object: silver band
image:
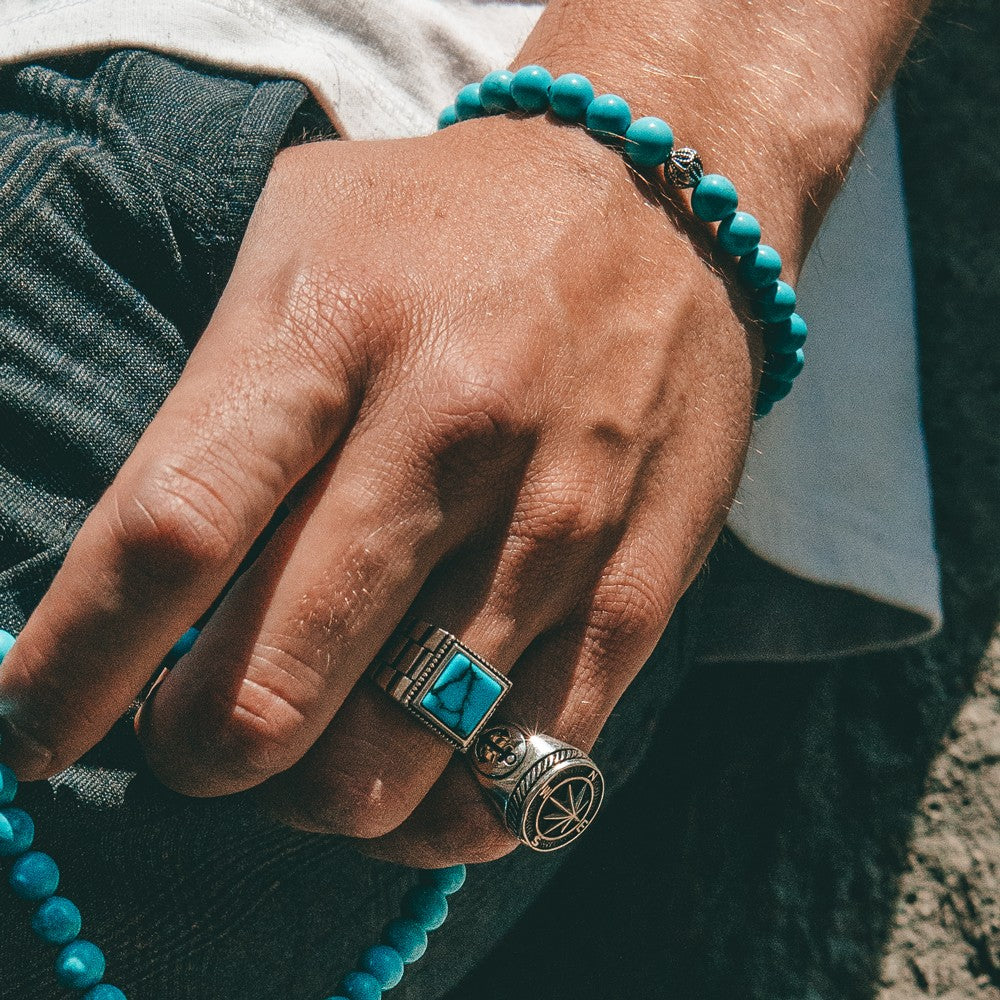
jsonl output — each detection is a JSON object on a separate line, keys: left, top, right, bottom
{"left": 370, "top": 620, "right": 511, "bottom": 751}
{"left": 468, "top": 721, "right": 605, "bottom": 852}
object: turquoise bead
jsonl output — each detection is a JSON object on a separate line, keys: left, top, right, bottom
{"left": 510, "top": 65, "right": 553, "bottom": 113}
{"left": 585, "top": 94, "right": 631, "bottom": 141}
{"left": 55, "top": 940, "right": 106, "bottom": 990}
{"left": 83, "top": 987, "right": 128, "bottom": 1000}
{"left": 549, "top": 73, "right": 595, "bottom": 121}
{"left": 402, "top": 885, "right": 448, "bottom": 931}
{"left": 32, "top": 896, "right": 82, "bottom": 945}
{"left": 0, "top": 806, "right": 35, "bottom": 855}
{"left": 623, "top": 116, "right": 673, "bottom": 167}
{"left": 10, "top": 850, "right": 59, "bottom": 900}
{"left": 766, "top": 349, "right": 805, "bottom": 381}
{"left": 717, "top": 211, "right": 761, "bottom": 256}
{"left": 479, "top": 70, "right": 516, "bottom": 113}
{"left": 691, "top": 174, "right": 738, "bottom": 222}
{"left": 437, "top": 105, "right": 458, "bottom": 129}
{"left": 758, "top": 374, "right": 795, "bottom": 402}
{"left": 0, "top": 761, "right": 18, "bottom": 804}
{"left": 171, "top": 627, "right": 200, "bottom": 658}
{"left": 754, "top": 396, "right": 775, "bottom": 418}
{"left": 339, "top": 970, "right": 382, "bottom": 1000}
{"left": 419, "top": 865, "right": 466, "bottom": 895}
{"left": 360, "top": 944, "right": 405, "bottom": 990}
{"left": 381, "top": 918, "right": 427, "bottom": 963}
{"left": 419, "top": 652, "right": 503, "bottom": 739}
{"left": 764, "top": 312, "right": 808, "bottom": 352}
{"left": 0, "top": 628, "right": 14, "bottom": 661}
{"left": 756, "top": 280, "right": 797, "bottom": 323}
{"left": 738, "top": 244, "right": 782, "bottom": 289}
{"left": 455, "top": 83, "right": 485, "bottom": 122}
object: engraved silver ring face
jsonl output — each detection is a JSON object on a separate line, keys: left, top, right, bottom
{"left": 469, "top": 722, "right": 605, "bottom": 852}
{"left": 516, "top": 757, "right": 604, "bottom": 851}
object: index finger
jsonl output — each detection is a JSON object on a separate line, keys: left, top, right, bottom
{"left": 0, "top": 281, "right": 360, "bottom": 780}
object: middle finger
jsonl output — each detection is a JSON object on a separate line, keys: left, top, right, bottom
{"left": 258, "top": 464, "right": 623, "bottom": 837}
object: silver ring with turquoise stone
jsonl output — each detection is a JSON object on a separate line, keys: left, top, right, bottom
{"left": 369, "top": 620, "right": 512, "bottom": 751}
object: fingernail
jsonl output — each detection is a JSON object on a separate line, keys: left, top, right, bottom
{"left": 0, "top": 713, "right": 54, "bottom": 777}
{"left": 133, "top": 667, "right": 170, "bottom": 740}
{"left": 0, "top": 632, "right": 52, "bottom": 776}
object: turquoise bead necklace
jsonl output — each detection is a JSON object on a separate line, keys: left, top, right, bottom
{"left": 440, "top": 66, "right": 809, "bottom": 418}
{"left": 0, "top": 629, "right": 464, "bottom": 1000}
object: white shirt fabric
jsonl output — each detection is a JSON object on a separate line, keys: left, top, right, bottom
{"left": 0, "top": 0, "right": 943, "bottom": 659}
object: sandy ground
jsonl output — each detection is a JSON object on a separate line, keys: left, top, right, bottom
{"left": 879, "top": 0, "right": 999, "bottom": 994}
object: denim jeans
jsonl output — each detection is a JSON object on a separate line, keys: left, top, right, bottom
{"left": 0, "top": 49, "right": 697, "bottom": 998}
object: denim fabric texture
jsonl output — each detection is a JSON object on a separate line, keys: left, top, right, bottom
{"left": 0, "top": 49, "right": 697, "bottom": 998}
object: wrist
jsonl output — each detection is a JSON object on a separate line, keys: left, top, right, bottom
{"left": 513, "top": 0, "right": 926, "bottom": 281}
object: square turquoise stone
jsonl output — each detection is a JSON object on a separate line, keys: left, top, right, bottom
{"left": 420, "top": 651, "right": 504, "bottom": 740}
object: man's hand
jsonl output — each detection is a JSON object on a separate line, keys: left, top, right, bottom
{"left": 0, "top": 114, "right": 757, "bottom": 864}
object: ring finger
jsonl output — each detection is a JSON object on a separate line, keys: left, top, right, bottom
{"left": 360, "top": 443, "right": 733, "bottom": 866}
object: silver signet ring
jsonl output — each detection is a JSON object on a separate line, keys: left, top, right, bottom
{"left": 467, "top": 721, "right": 605, "bottom": 852}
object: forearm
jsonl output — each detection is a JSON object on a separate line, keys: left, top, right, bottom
{"left": 516, "top": 0, "right": 932, "bottom": 277}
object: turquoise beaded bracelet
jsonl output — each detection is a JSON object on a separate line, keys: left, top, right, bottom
{"left": 438, "top": 66, "right": 808, "bottom": 418}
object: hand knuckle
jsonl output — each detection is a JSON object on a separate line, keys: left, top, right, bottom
{"left": 515, "top": 486, "right": 618, "bottom": 550}
{"left": 200, "top": 661, "right": 325, "bottom": 784}
{"left": 245, "top": 640, "right": 329, "bottom": 719}
{"left": 588, "top": 569, "right": 670, "bottom": 652}
{"left": 212, "top": 694, "right": 305, "bottom": 781}
{"left": 286, "top": 774, "right": 411, "bottom": 840}
{"left": 423, "top": 361, "right": 531, "bottom": 457}
{"left": 267, "top": 260, "right": 387, "bottom": 394}
{"left": 430, "top": 818, "right": 518, "bottom": 865}
{"left": 105, "top": 467, "right": 244, "bottom": 587}
{"left": 282, "top": 525, "right": 427, "bottom": 654}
